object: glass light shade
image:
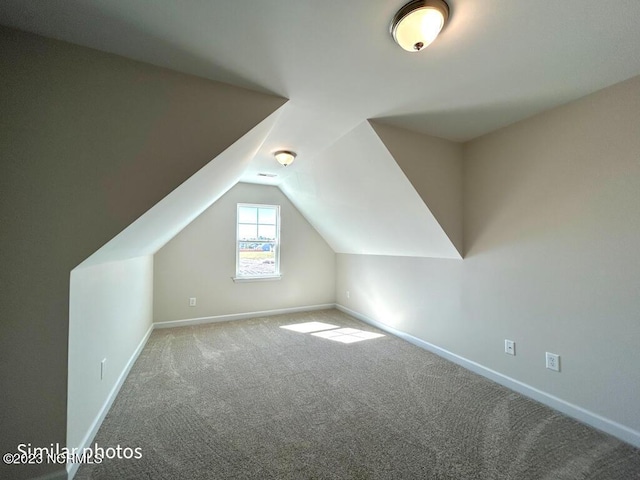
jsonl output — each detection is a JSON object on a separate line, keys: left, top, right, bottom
{"left": 274, "top": 150, "right": 296, "bottom": 167}
{"left": 391, "top": 0, "right": 449, "bottom": 52}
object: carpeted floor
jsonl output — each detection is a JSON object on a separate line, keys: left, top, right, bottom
{"left": 76, "top": 309, "right": 640, "bottom": 479}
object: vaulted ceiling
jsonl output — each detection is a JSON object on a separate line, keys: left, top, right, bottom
{"left": 3, "top": 1, "right": 640, "bottom": 264}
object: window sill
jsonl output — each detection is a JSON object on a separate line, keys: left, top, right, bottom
{"left": 232, "top": 275, "right": 282, "bottom": 283}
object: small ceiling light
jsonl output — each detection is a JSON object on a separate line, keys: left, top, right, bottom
{"left": 274, "top": 150, "right": 296, "bottom": 167}
{"left": 391, "top": 0, "right": 449, "bottom": 52}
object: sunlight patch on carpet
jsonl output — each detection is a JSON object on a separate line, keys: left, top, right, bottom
{"left": 280, "top": 323, "right": 384, "bottom": 344}
{"left": 311, "top": 327, "right": 385, "bottom": 344}
{"left": 280, "top": 322, "right": 338, "bottom": 333}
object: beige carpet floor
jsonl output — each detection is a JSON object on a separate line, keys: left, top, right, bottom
{"left": 76, "top": 309, "right": 640, "bottom": 479}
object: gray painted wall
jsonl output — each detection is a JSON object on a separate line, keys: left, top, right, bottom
{"left": 336, "top": 75, "right": 640, "bottom": 438}
{"left": 154, "top": 183, "right": 336, "bottom": 323}
{"left": 0, "top": 27, "right": 283, "bottom": 480}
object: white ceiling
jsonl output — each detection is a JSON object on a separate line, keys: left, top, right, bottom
{"left": 3, "top": 0, "right": 640, "bottom": 260}
{"left": 2, "top": 0, "right": 640, "bottom": 146}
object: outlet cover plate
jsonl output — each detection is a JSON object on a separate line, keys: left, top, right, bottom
{"left": 546, "top": 352, "right": 560, "bottom": 372}
{"left": 504, "top": 339, "right": 516, "bottom": 356}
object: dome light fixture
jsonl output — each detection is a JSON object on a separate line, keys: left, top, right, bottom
{"left": 274, "top": 150, "right": 296, "bottom": 167}
{"left": 390, "top": 0, "right": 449, "bottom": 52}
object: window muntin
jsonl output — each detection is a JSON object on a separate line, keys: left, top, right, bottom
{"left": 236, "top": 203, "right": 280, "bottom": 278}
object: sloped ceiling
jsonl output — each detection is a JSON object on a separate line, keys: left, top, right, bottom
{"left": 3, "top": 1, "right": 640, "bottom": 262}
{"left": 79, "top": 107, "right": 285, "bottom": 267}
{"left": 280, "top": 122, "right": 461, "bottom": 259}
{"left": 370, "top": 121, "right": 464, "bottom": 255}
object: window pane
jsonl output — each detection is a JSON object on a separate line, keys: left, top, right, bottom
{"left": 238, "top": 224, "right": 257, "bottom": 240}
{"left": 258, "top": 225, "right": 276, "bottom": 240}
{"left": 238, "top": 249, "right": 276, "bottom": 276}
{"left": 258, "top": 207, "right": 276, "bottom": 225}
{"left": 236, "top": 203, "right": 279, "bottom": 278}
{"left": 238, "top": 206, "right": 257, "bottom": 224}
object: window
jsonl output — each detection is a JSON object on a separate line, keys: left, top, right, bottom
{"left": 235, "top": 203, "right": 280, "bottom": 280}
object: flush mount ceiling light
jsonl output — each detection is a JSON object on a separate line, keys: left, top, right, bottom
{"left": 390, "top": 0, "right": 449, "bottom": 52}
{"left": 274, "top": 150, "right": 296, "bottom": 167}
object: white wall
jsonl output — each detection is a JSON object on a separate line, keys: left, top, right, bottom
{"left": 68, "top": 256, "right": 154, "bottom": 454}
{"left": 336, "top": 74, "right": 640, "bottom": 444}
{"left": 154, "top": 183, "right": 336, "bottom": 323}
{"left": 336, "top": 255, "right": 463, "bottom": 344}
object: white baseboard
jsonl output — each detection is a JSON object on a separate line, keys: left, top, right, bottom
{"left": 67, "top": 323, "right": 154, "bottom": 480}
{"left": 154, "top": 303, "right": 336, "bottom": 329}
{"left": 336, "top": 304, "right": 640, "bottom": 449}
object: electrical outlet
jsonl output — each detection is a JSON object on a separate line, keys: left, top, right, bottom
{"left": 100, "top": 358, "right": 107, "bottom": 380}
{"left": 546, "top": 352, "right": 560, "bottom": 372}
{"left": 504, "top": 339, "right": 515, "bottom": 356}
{"left": 189, "top": 297, "right": 196, "bottom": 307}
{"left": 346, "top": 291, "right": 350, "bottom": 299}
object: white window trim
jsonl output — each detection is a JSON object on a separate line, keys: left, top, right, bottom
{"left": 235, "top": 203, "right": 281, "bottom": 280}
{"left": 232, "top": 274, "right": 282, "bottom": 283}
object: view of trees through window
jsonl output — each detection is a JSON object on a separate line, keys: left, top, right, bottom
{"left": 236, "top": 204, "right": 280, "bottom": 277}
